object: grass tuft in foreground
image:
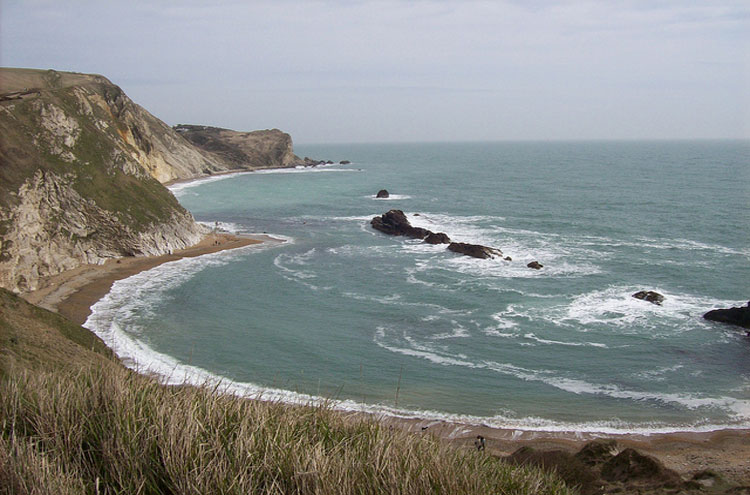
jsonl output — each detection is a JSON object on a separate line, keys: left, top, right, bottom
{"left": 0, "top": 364, "right": 574, "bottom": 495}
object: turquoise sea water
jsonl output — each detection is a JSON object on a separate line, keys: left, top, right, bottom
{"left": 87, "top": 141, "right": 750, "bottom": 433}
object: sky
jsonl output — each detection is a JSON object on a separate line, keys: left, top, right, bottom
{"left": 1, "top": 0, "right": 748, "bottom": 143}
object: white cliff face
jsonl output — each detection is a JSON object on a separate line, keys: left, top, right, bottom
{"left": 0, "top": 68, "right": 212, "bottom": 293}
{"left": 69, "top": 83, "right": 224, "bottom": 183}
{"left": 35, "top": 101, "right": 81, "bottom": 160}
{"left": 0, "top": 171, "right": 205, "bottom": 292}
{"left": 0, "top": 68, "right": 306, "bottom": 294}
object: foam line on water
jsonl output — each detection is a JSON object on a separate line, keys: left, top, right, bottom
{"left": 373, "top": 325, "right": 750, "bottom": 423}
{"left": 369, "top": 194, "right": 412, "bottom": 200}
{"left": 197, "top": 220, "right": 245, "bottom": 234}
{"left": 86, "top": 275, "right": 750, "bottom": 435}
{"left": 523, "top": 333, "right": 608, "bottom": 348}
{"left": 404, "top": 212, "right": 604, "bottom": 278}
{"left": 272, "top": 249, "right": 333, "bottom": 291}
{"left": 168, "top": 173, "right": 247, "bottom": 197}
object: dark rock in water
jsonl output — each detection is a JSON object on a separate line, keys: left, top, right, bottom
{"left": 506, "top": 447, "right": 601, "bottom": 495}
{"left": 601, "top": 448, "right": 682, "bottom": 487}
{"left": 504, "top": 256, "right": 512, "bottom": 261}
{"left": 527, "top": 261, "right": 543, "bottom": 269}
{"left": 448, "top": 242, "right": 503, "bottom": 259}
{"left": 575, "top": 440, "right": 618, "bottom": 467}
{"left": 424, "top": 232, "right": 451, "bottom": 245}
{"left": 376, "top": 189, "right": 390, "bottom": 198}
{"left": 370, "top": 210, "right": 430, "bottom": 239}
{"left": 326, "top": 160, "right": 334, "bottom": 164}
{"left": 703, "top": 301, "right": 750, "bottom": 329}
{"left": 632, "top": 290, "right": 665, "bottom": 305}
{"left": 339, "top": 160, "right": 351, "bottom": 164}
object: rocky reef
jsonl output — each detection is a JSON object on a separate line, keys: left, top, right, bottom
{"left": 447, "top": 242, "right": 503, "bottom": 260}
{"left": 370, "top": 210, "right": 510, "bottom": 261}
{"left": 704, "top": 302, "right": 750, "bottom": 330}
{"left": 370, "top": 210, "right": 432, "bottom": 239}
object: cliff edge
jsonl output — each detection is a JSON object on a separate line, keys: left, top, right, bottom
{"left": 0, "top": 68, "right": 214, "bottom": 292}
{"left": 174, "top": 124, "right": 306, "bottom": 171}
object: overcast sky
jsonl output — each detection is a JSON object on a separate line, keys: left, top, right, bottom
{"left": 2, "top": 1, "right": 748, "bottom": 143}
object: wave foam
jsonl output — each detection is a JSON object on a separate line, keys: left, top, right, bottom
{"left": 373, "top": 325, "right": 750, "bottom": 426}
{"left": 370, "top": 194, "right": 412, "bottom": 200}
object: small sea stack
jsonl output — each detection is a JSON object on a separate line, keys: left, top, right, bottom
{"left": 376, "top": 189, "right": 390, "bottom": 198}
{"left": 370, "top": 209, "right": 430, "bottom": 239}
{"left": 632, "top": 291, "right": 664, "bottom": 305}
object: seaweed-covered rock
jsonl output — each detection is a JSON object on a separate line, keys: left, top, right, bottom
{"left": 703, "top": 301, "right": 750, "bottom": 329}
{"left": 448, "top": 242, "right": 503, "bottom": 259}
{"left": 527, "top": 261, "right": 543, "bottom": 270}
{"left": 632, "top": 291, "right": 665, "bottom": 305}
{"left": 424, "top": 232, "right": 451, "bottom": 245}
{"left": 370, "top": 210, "right": 430, "bottom": 239}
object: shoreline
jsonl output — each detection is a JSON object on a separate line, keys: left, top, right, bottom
{"left": 23, "top": 232, "right": 276, "bottom": 326}
{"left": 21, "top": 232, "right": 750, "bottom": 484}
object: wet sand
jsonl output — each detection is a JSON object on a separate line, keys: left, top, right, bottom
{"left": 22, "top": 232, "right": 750, "bottom": 485}
{"left": 23, "top": 233, "right": 275, "bottom": 325}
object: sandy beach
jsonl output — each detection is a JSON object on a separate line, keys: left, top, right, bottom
{"left": 23, "top": 232, "right": 272, "bottom": 325}
{"left": 22, "top": 232, "right": 750, "bottom": 487}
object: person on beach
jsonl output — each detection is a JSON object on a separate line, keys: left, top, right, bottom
{"left": 474, "top": 435, "right": 485, "bottom": 451}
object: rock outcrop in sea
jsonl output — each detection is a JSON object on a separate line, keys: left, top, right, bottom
{"left": 370, "top": 210, "right": 508, "bottom": 260}
{"left": 703, "top": 301, "right": 750, "bottom": 329}
{"left": 424, "top": 232, "right": 451, "bottom": 245}
{"left": 370, "top": 210, "right": 431, "bottom": 239}
{"left": 448, "top": 242, "right": 503, "bottom": 259}
{"left": 376, "top": 189, "right": 390, "bottom": 198}
{"left": 632, "top": 291, "right": 665, "bottom": 305}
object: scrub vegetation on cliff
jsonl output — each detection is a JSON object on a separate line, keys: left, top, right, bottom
{"left": 0, "top": 289, "right": 573, "bottom": 495}
{"left": 0, "top": 68, "right": 212, "bottom": 291}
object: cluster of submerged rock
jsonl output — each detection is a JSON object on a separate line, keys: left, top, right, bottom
{"left": 302, "top": 158, "right": 351, "bottom": 166}
{"left": 371, "top": 208, "right": 748, "bottom": 333}
{"left": 370, "top": 209, "right": 543, "bottom": 268}
{"left": 629, "top": 290, "right": 750, "bottom": 332}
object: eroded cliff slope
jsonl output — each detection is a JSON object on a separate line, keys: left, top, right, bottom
{"left": 0, "top": 68, "right": 212, "bottom": 292}
{"left": 174, "top": 124, "right": 306, "bottom": 170}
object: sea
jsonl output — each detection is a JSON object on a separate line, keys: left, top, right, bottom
{"left": 85, "top": 140, "right": 750, "bottom": 434}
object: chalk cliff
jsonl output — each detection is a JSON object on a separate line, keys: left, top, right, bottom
{"left": 0, "top": 68, "right": 216, "bottom": 292}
